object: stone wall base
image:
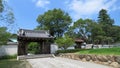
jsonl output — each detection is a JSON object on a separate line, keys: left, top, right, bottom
{"left": 58, "top": 53, "right": 120, "bottom": 68}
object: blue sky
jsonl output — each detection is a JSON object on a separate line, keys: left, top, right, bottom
{"left": 8, "top": 0, "right": 120, "bottom": 33}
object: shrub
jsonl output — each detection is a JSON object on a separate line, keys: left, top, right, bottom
{"left": 28, "top": 42, "right": 40, "bottom": 54}
{"left": 0, "top": 54, "right": 17, "bottom": 60}
{"left": 55, "top": 35, "right": 74, "bottom": 50}
{"left": 56, "top": 49, "right": 88, "bottom": 54}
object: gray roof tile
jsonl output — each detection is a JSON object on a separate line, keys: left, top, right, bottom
{"left": 18, "top": 29, "right": 53, "bottom": 38}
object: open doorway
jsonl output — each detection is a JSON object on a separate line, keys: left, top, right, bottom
{"left": 28, "top": 42, "right": 40, "bottom": 55}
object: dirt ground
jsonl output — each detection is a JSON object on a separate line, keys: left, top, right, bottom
{"left": 27, "top": 57, "right": 113, "bottom": 68}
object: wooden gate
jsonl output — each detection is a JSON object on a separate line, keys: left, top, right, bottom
{"left": 17, "top": 29, "right": 54, "bottom": 56}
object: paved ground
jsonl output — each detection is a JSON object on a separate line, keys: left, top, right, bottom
{"left": 27, "top": 57, "right": 112, "bottom": 68}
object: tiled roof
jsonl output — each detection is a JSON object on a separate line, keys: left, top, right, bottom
{"left": 75, "top": 38, "right": 84, "bottom": 43}
{"left": 9, "top": 38, "right": 18, "bottom": 42}
{"left": 18, "top": 29, "right": 53, "bottom": 38}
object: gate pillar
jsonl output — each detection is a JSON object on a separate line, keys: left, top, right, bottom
{"left": 18, "top": 41, "right": 28, "bottom": 55}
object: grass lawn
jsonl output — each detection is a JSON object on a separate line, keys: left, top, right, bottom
{"left": 76, "top": 47, "right": 120, "bottom": 55}
{"left": 0, "top": 59, "right": 32, "bottom": 68}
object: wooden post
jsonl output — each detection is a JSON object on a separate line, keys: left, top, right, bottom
{"left": 38, "top": 42, "right": 42, "bottom": 54}
{"left": 39, "top": 40, "right": 50, "bottom": 54}
{"left": 18, "top": 41, "right": 28, "bottom": 55}
{"left": 18, "top": 41, "right": 24, "bottom": 55}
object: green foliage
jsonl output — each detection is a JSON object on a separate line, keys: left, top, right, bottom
{"left": 35, "top": 8, "right": 120, "bottom": 45}
{"left": 98, "top": 9, "right": 114, "bottom": 26}
{"left": 0, "top": 0, "right": 4, "bottom": 12}
{"left": 65, "top": 9, "right": 120, "bottom": 44}
{"left": 109, "top": 25, "right": 120, "bottom": 42}
{"left": 0, "top": 59, "right": 32, "bottom": 68}
{"left": 0, "top": 27, "right": 11, "bottom": 45}
{"left": 90, "top": 23, "right": 104, "bottom": 44}
{"left": 0, "top": 54, "right": 17, "bottom": 60}
{"left": 55, "top": 35, "right": 74, "bottom": 50}
{"left": 56, "top": 49, "right": 88, "bottom": 54}
{"left": 65, "top": 26, "right": 78, "bottom": 38}
{"left": 76, "top": 47, "right": 120, "bottom": 55}
{"left": 28, "top": 42, "right": 40, "bottom": 54}
{"left": 97, "top": 9, "right": 119, "bottom": 43}
{"left": 66, "top": 18, "right": 96, "bottom": 43}
{"left": 73, "top": 19, "right": 95, "bottom": 41}
{"left": 10, "top": 34, "right": 17, "bottom": 38}
{"left": 66, "top": 9, "right": 120, "bottom": 44}
{"left": 36, "top": 8, "right": 72, "bottom": 38}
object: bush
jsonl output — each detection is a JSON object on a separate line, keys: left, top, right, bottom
{"left": 55, "top": 35, "right": 74, "bottom": 50}
{"left": 0, "top": 54, "right": 17, "bottom": 60}
{"left": 56, "top": 49, "right": 88, "bottom": 54}
{"left": 28, "top": 42, "right": 40, "bottom": 54}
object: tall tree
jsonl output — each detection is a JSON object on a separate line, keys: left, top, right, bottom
{"left": 98, "top": 9, "right": 114, "bottom": 26}
{"left": 0, "top": 0, "right": 14, "bottom": 45}
{"left": 65, "top": 26, "right": 79, "bottom": 39}
{"left": 97, "top": 9, "right": 115, "bottom": 44}
{"left": 91, "top": 23, "right": 106, "bottom": 44}
{"left": 36, "top": 8, "right": 72, "bottom": 38}
{"left": 72, "top": 19, "right": 94, "bottom": 42}
{"left": 98, "top": 9, "right": 114, "bottom": 37}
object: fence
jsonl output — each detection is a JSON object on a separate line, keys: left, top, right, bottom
{"left": 85, "top": 43, "right": 120, "bottom": 49}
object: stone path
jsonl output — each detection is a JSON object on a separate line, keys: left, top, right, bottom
{"left": 27, "top": 57, "right": 113, "bottom": 68}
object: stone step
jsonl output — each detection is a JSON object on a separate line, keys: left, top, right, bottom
{"left": 17, "top": 54, "right": 55, "bottom": 60}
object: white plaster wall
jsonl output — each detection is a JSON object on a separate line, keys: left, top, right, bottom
{"left": 67, "top": 46, "right": 75, "bottom": 49}
{"left": 50, "top": 44, "right": 58, "bottom": 54}
{"left": 0, "top": 45, "right": 17, "bottom": 56}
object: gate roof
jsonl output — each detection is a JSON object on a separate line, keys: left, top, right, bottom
{"left": 17, "top": 29, "right": 54, "bottom": 39}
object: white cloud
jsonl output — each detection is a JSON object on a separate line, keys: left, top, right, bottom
{"left": 66, "top": 0, "right": 118, "bottom": 20}
{"left": 33, "top": 0, "right": 50, "bottom": 8}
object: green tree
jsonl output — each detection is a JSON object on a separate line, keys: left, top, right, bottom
{"left": 10, "top": 34, "right": 17, "bottom": 38}
{"left": 55, "top": 35, "right": 74, "bottom": 50}
{"left": 72, "top": 19, "right": 94, "bottom": 42}
{"left": 0, "top": 27, "right": 11, "bottom": 45}
{"left": 0, "top": 0, "right": 4, "bottom": 12}
{"left": 65, "top": 26, "right": 78, "bottom": 38}
{"left": 110, "top": 25, "right": 120, "bottom": 42}
{"left": 98, "top": 9, "right": 114, "bottom": 36}
{"left": 90, "top": 23, "right": 105, "bottom": 44}
{"left": 36, "top": 8, "right": 72, "bottom": 38}
{"left": 97, "top": 9, "right": 115, "bottom": 44}
{"left": 98, "top": 9, "right": 114, "bottom": 26}
{"left": 0, "top": 0, "right": 14, "bottom": 45}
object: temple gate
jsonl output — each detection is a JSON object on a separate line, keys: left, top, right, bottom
{"left": 17, "top": 29, "right": 54, "bottom": 56}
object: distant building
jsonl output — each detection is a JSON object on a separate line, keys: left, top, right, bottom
{"left": 7, "top": 38, "right": 18, "bottom": 45}
{"left": 74, "top": 38, "right": 84, "bottom": 49}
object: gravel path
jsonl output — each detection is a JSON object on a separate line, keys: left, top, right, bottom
{"left": 27, "top": 57, "right": 112, "bottom": 68}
